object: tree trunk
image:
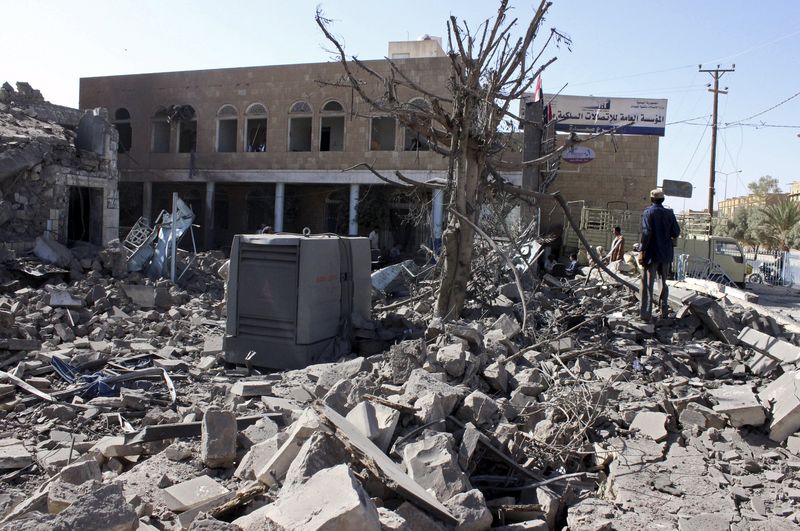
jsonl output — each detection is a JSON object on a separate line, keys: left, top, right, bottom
{"left": 436, "top": 135, "right": 480, "bottom": 319}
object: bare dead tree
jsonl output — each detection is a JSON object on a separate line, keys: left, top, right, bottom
{"left": 317, "top": 0, "right": 570, "bottom": 319}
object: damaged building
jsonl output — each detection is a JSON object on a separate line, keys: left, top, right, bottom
{"left": 0, "top": 82, "right": 120, "bottom": 252}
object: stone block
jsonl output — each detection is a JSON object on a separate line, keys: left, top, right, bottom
{"left": 234, "top": 464, "right": 381, "bottom": 531}
{"left": 281, "top": 431, "right": 350, "bottom": 493}
{"left": 162, "top": 475, "right": 230, "bottom": 512}
{"left": 59, "top": 458, "right": 101, "bottom": 485}
{"left": 403, "top": 369, "right": 463, "bottom": 414}
{"left": 709, "top": 385, "right": 766, "bottom": 428}
{"left": 0, "top": 438, "right": 33, "bottom": 469}
{"left": 52, "top": 484, "right": 135, "bottom": 530}
{"left": 234, "top": 432, "right": 288, "bottom": 480}
{"left": 230, "top": 380, "right": 272, "bottom": 397}
{"left": 201, "top": 408, "right": 237, "bottom": 468}
{"left": 491, "top": 314, "right": 521, "bottom": 339}
{"left": 757, "top": 370, "right": 800, "bottom": 442}
{"left": 48, "top": 479, "right": 102, "bottom": 513}
{"left": 437, "top": 343, "right": 467, "bottom": 377}
{"left": 403, "top": 432, "right": 471, "bottom": 502}
{"left": 256, "top": 409, "right": 323, "bottom": 486}
{"left": 445, "top": 489, "right": 493, "bottom": 531}
{"left": 630, "top": 411, "right": 668, "bottom": 442}
{"left": 456, "top": 390, "right": 501, "bottom": 428}
{"left": 345, "top": 400, "right": 400, "bottom": 453}
{"left": 738, "top": 326, "right": 800, "bottom": 363}
{"left": 315, "top": 356, "right": 368, "bottom": 394}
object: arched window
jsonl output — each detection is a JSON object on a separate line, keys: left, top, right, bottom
{"left": 320, "top": 100, "right": 344, "bottom": 152}
{"left": 404, "top": 98, "right": 431, "bottom": 151}
{"left": 151, "top": 106, "right": 170, "bottom": 153}
{"left": 114, "top": 108, "right": 132, "bottom": 153}
{"left": 216, "top": 104, "right": 238, "bottom": 152}
{"left": 288, "top": 101, "right": 312, "bottom": 152}
{"left": 176, "top": 105, "right": 197, "bottom": 153}
{"left": 245, "top": 103, "right": 268, "bottom": 152}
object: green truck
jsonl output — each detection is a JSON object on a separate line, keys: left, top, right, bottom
{"left": 563, "top": 206, "right": 746, "bottom": 285}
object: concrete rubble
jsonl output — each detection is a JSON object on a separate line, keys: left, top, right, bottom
{"left": 0, "top": 203, "right": 800, "bottom": 529}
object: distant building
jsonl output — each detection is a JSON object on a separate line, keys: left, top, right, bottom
{"left": 789, "top": 181, "right": 800, "bottom": 203}
{"left": 718, "top": 192, "right": 789, "bottom": 219}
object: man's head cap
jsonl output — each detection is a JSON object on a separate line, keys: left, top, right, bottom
{"left": 650, "top": 188, "right": 665, "bottom": 200}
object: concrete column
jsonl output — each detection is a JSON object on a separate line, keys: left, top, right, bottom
{"left": 348, "top": 184, "right": 360, "bottom": 236}
{"left": 274, "top": 182, "right": 285, "bottom": 232}
{"left": 432, "top": 188, "right": 444, "bottom": 254}
{"left": 142, "top": 181, "right": 153, "bottom": 225}
{"left": 204, "top": 181, "right": 215, "bottom": 249}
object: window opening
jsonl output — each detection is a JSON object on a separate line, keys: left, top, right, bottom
{"left": 245, "top": 103, "right": 268, "bottom": 152}
{"left": 370, "top": 117, "right": 396, "bottom": 151}
{"left": 114, "top": 108, "right": 132, "bottom": 153}
{"left": 216, "top": 105, "right": 238, "bottom": 152}
{"left": 404, "top": 99, "right": 431, "bottom": 151}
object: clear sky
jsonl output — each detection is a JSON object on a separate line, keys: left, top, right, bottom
{"left": 5, "top": 0, "right": 799, "bottom": 212}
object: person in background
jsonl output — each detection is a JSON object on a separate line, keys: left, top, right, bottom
{"left": 260, "top": 225, "right": 274, "bottom": 234}
{"left": 566, "top": 253, "right": 579, "bottom": 276}
{"left": 544, "top": 254, "right": 556, "bottom": 273}
{"left": 609, "top": 226, "right": 625, "bottom": 262}
{"left": 639, "top": 189, "right": 680, "bottom": 321}
{"left": 368, "top": 227, "right": 380, "bottom": 250}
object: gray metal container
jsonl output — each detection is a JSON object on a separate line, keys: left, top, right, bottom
{"left": 224, "top": 233, "right": 370, "bottom": 369}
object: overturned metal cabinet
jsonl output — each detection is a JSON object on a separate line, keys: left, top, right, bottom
{"left": 224, "top": 233, "right": 371, "bottom": 369}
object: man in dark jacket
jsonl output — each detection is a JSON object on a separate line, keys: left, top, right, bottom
{"left": 639, "top": 188, "right": 680, "bottom": 321}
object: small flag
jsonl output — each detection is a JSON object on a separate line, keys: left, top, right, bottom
{"left": 533, "top": 74, "right": 542, "bottom": 102}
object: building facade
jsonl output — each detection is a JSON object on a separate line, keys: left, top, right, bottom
{"left": 79, "top": 40, "right": 662, "bottom": 254}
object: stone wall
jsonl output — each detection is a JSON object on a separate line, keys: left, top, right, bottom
{"left": 0, "top": 82, "right": 120, "bottom": 252}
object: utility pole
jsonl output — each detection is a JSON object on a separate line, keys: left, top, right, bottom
{"left": 699, "top": 64, "right": 734, "bottom": 218}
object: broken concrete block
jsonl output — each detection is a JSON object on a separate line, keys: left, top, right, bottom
{"left": 53, "top": 483, "right": 138, "bottom": 531}
{"left": 437, "top": 343, "right": 467, "bottom": 377}
{"left": 59, "top": 458, "right": 101, "bottom": 485}
{"left": 201, "top": 408, "right": 236, "bottom": 468}
{"left": 757, "top": 370, "right": 800, "bottom": 442}
{"left": 445, "top": 489, "right": 493, "bottom": 531}
{"left": 738, "top": 326, "right": 800, "bottom": 364}
{"left": 404, "top": 369, "right": 462, "bottom": 414}
{"left": 510, "top": 368, "right": 547, "bottom": 396}
{"left": 230, "top": 380, "right": 272, "bottom": 397}
{"left": 235, "top": 464, "right": 381, "bottom": 531}
{"left": 787, "top": 435, "right": 800, "bottom": 456}
{"left": 315, "top": 356, "right": 368, "bottom": 394}
{"left": 49, "top": 290, "right": 83, "bottom": 309}
{"left": 709, "top": 385, "right": 766, "bottom": 428}
{"left": 345, "top": 400, "right": 400, "bottom": 453}
{"left": 256, "top": 409, "right": 324, "bottom": 486}
{"left": 281, "top": 431, "right": 350, "bottom": 493}
{"left": 162, "top": 475, "right": 230, "bottom": 512}
{"left": 48, "top": 479, "right": 102, "bottom": 513}
{"left": 491, "top": 314, "right": 520, "bottom": 339}
{"left": 377, "top": 507, "right": 411, "bottom": 530}
{"left": 482, "top": 361, "right": 508, "bottom": 393}
{"left": 403, "top": 432, "right": 471, "bottom": 501}
{"left": 456, "top": 390, "right": 501, "bottom": 428}
{"left": 33, "top": 235, "right": 73, "bottom": 268}
{"left": 234, "top": 432, "right": 288, "bottom": 480}
{"left": 0, "top": 438, "right": 33, "bottom": 469}
{"left": 678, "top": 402, "right": 725, "bottom": 430}
{"left": 120, "top": 284, "right": 157, "bottom": 308}
{"left": 677, "top": 512, "right": 732, "bottom": 531}
{"left": 164, "top": 442, "right": 193, "bottom": 462}
{"left": 630, "top": 412, "right": 668, "bottom": 442}
{"left": 395, "top": 501, "right": 447, "bottom": 531}
{"left": 239, "top": 416, "right": 280, "bottom": 448}
{"left": 415, "top": 393, "right": 447, "bottom": 424}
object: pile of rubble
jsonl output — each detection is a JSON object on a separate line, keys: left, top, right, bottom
{"left": 1, "top": 243, "right": 800, "bottom": 530}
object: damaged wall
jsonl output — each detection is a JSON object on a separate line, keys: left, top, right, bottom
{"left": 0, "top": 82, "right": 120, "bottom": 251}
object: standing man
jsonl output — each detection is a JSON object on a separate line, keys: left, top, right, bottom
{"left": 368, "top": 227, "right": 380, "bottom": 251}
{"left": 639, "top": 189, "right": 680, "bottom": 321}
{"left": 609, "top": 226, "right": 625, "bottom": 262}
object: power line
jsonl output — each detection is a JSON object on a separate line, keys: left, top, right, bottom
{"left": 724, "top": 89, "right": 800, "bottom": 126}
{"left": 679, "top": 115, "right": 711, "bottom": 180}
